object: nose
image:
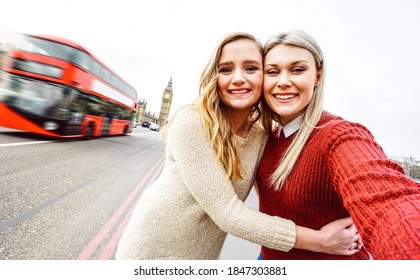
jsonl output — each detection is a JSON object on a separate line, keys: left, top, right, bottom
{"left": 277, "top": 72, "right": 291, "bottom": 87}
{"left": 232, "top": 69, "right": 246, "bottom": 84}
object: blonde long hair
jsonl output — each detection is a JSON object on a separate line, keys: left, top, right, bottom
{"left": 165, "top": 32, "right": 263, "bottom": 180}
{"left": 260, "top": 30, "right": 325, "bottom": 189}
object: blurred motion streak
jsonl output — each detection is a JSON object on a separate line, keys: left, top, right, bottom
{"left": 0, "top": 33, "right": 138, "bottom": 139}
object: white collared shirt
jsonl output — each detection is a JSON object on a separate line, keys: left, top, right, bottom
{"left": 277, "top": 114, "right": 304, "bottom": 138}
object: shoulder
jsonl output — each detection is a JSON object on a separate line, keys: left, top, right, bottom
{"left": 317, "top": 111, "right": 373, "bottom": 137}
{"left": 172, "top": 106, "right": 201, "bottom": 127}
{"left": 317, "top": 112, "right": 378, "bottom": 152}
{"left": 168, "top": 106, "right": 203, "bottom": 135}
{"left": 165, "top": 106, "right": 209, "bottom": 149}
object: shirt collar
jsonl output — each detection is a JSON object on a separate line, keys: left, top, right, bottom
{"left": 277, "top": 114, "right": 304, "bottom": 138}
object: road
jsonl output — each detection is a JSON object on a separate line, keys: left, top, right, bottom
{"left": 0, "top": 126, "right": 259, "bottom": 260}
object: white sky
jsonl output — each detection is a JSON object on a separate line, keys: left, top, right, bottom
{"left": 1, "top": 0, "right": 419, "bottom": 159}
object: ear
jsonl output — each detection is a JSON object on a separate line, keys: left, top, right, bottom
{"left": 315, "top": 69, "right": 323, "bottom": 86}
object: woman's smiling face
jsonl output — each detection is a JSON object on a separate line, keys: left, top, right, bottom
{"left": 264, "top": 44, "right": 320, "bottom": 125}
{"left": 217, "top": 39, "right": 263, "bottom": 114}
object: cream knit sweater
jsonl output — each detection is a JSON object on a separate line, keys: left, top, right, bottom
{"left": 116, "top": 108, "right": 296, "bottom": 260}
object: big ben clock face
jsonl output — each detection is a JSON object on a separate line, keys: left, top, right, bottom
{"left": 164, "top": 93, "right": 170, "bottom": 99}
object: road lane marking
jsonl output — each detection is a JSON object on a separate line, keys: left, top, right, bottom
{"left": 0, "top": 141, "right": 52, "bottom": 148}
{"left": 151, "top": 142, "right": 162, "bottom": 149}
{"left": 77, "top": 155, "right": 165, "bottom": 260}
{"left": 97, "top": 158, "right": 165, "bottom": 260}
{"left": 129, "top": 131, "right": 153, "bottom": 136}
{"left": 0, "top": 178, "right": 95, "bottom": 233}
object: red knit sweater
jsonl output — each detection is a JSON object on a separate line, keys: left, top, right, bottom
{"left": 257, "top": 112, "right": 420, "bottom": 260}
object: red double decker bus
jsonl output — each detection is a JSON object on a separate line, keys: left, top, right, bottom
{"left": 0, "top": 33, "right": 138, "bottom": 138}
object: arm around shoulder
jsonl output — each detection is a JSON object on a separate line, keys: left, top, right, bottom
{"left": 168, "top": 109, "right": 297, "bottom": 252}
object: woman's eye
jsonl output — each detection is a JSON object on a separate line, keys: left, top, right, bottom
{"left": 219, "top": 67, "right": 231, "bottom": 73}
{"left": 292, "top": 67, "right": 305, "bottom": 73}
{"left": 246, "top": 65, "right": 258, "bottom": 72}
{"left": 265, "top": 69, "right": 279, "bottom": 75}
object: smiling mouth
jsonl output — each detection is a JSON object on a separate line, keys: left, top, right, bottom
{"left": 229, "top": 89, "right": 250, "bottom": 94}
{"left": 274, "top": 94, "right": 297, "bottom": 100}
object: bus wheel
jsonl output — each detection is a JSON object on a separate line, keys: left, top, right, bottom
{"left": 84, "top": 123, "right": 94, "bottom": 140}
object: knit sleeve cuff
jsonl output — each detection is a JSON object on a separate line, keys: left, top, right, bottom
{"left": 275, "top": 219, "right": 297, "bottom": 252}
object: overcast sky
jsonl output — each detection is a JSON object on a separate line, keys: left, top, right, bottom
{"left": 1, "top": 0, "right": 419, "bottom": 159}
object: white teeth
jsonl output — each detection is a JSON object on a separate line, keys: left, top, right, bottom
{"left": 274, "top": 94, "right": 296, "bottom": 100}
{"left": 230, "top": 90, "right": 248, "bottom": 94}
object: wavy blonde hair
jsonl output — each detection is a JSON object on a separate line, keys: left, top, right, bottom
{"left": 260, "top": 30, "right": 325, "bottom": 189}
{"left": 164, "top": 32, "right": 263, "bottom": 180}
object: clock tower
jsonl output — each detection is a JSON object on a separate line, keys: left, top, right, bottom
{"left": 158, "top": 76, "right": 173, "bottom": 126}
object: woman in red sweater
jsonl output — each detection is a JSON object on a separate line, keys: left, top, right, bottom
{"left": 257, "top": 30, "right": 420, "bottom": 260}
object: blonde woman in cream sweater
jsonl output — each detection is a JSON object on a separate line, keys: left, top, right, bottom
{"left": 116, "top": 32, "right": 361, "bottom": 260}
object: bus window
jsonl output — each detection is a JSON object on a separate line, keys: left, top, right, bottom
{"left": 6, "top": 76, "right": 66, "bottom": 118}
{"left": 73, "top": 51, "right": 92, "bottom": 71}
{"left": 17, "top": 35, "right": 75, "bottom": 61}
{"left": 43, "top": 84, "right": 70, "bottom": 120}
{"left": 67, "top": 90, "right": 86, "bottom": 124}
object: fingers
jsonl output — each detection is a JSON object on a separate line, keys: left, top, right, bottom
{"left": 352, "top": 233, "right": 363, "bottom": 249}
{"left": 341, "top": 241, "right": 360, "bottom": 256}
{"left": 351, "top": 233, "right": 361, "bottom": 243}
{"left": 346, "top": 224, "right": 358, "bottom": 235}
{"left": 355, "top": 234, "right": 363, "bottom": 250}
{"left": 351, "top": 233, "right": 363, "bottom": 250}
{"left": 342, "top": 245, "right": 359, "bottom": 256}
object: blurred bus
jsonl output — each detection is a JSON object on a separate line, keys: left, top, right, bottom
{"left": 0, "top": 33, "right": 137, "bottom": 138}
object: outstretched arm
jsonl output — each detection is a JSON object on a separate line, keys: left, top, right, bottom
{"left": 328, "top": 122, "right": 420, "bottom": 259}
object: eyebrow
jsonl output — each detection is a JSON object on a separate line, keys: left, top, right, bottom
{"left": 265, "top": 60, "right": 309, "bottom": 67}
{"left": 218, "top": 59, "right": 261, "bottom": 67}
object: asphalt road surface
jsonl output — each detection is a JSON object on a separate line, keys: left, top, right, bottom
{"left": 0, "top": 126, "right": 259, "bottom": 260}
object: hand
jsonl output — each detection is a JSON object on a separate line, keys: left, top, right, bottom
{"left": 318, "top": 216, "right": 362, "bottom": 256}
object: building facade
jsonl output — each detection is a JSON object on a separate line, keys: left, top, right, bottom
{"left": 136, "top": 99, "right": 158, "bottom": 124}
{"left": 135, "top": 77, "right": 173, "bottom": 126}
{"left": 158, "top": 76, "right": 173, "bottom": 126}
{"left": 389, "top": 155, "right": 420, "bottom": 180}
